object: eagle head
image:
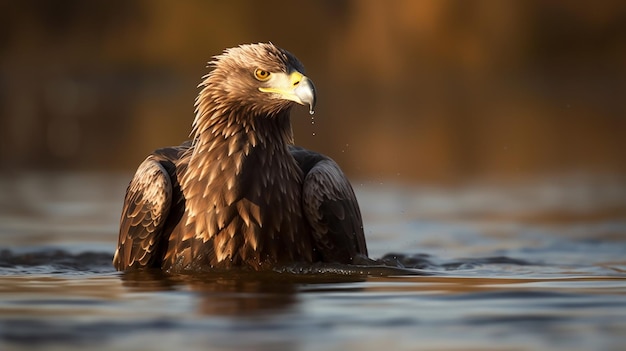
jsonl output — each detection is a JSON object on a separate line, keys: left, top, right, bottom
{"left": 199, "top": 42, "right": 316, "bottom": 117}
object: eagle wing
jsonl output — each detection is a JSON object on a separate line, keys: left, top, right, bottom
{"left": 292, "top": 147, "right": 368, "bottom": 263}
{"left": 113, "top": 157, "right": 173, "bottom": 270}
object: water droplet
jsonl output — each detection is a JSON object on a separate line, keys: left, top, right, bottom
{"left": 310, "top": 115, "right": 316, "bottom": 136}
{"left": 309, "top": 109, "right": 315, "bottom": 115}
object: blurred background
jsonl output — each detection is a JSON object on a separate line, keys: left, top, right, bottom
{"left": 1, "top": 0, "right": 625, "bottom": 184}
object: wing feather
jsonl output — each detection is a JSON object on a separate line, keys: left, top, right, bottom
{"left": 113, "top": 158, "right": 173, "bottom": 270}
{"left": 293, "top": 147, "right": 368, "bottom": 263}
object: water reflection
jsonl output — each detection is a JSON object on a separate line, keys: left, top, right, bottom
{"left": 119, "top": 267, "right": 369, "bottom": 317}
{"left": 1, "top": 252, "right": 625, "bottom": 351}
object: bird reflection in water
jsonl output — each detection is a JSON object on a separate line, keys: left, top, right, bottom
{"left": 118, "top": 266, "right": 370, "bottom": 316}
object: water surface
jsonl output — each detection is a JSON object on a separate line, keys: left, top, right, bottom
{"left": 1, "top": 173, "right": 625, "bottom": 351}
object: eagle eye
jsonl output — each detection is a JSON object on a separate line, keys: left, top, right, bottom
{"left": 254, "top": 69, "right": 271, "bottom": 81}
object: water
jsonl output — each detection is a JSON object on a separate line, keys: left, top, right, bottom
{"left": 1, "top": 173, "right": 625, "bottom": 351}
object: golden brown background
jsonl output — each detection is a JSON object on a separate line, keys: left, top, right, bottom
{"left": 1, "top": 0, "right": 625, "bottom": 184}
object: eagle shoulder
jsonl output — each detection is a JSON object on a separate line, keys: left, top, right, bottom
{"left": 113, "top": 156, "right": 173, "bottom": 270}
{"left": 290, "top": 146, "right": 368, "bottom": 263}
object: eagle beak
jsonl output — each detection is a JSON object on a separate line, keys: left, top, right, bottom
{"left": 293, "top": 74, "right": 316, "bottom": 114}
{"left": 259, "top": 71, "right": 317, "bottom": 114}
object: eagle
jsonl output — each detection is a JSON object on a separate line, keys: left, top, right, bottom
{"left": 113, "top": 43, "right": 368, "bottom": 272}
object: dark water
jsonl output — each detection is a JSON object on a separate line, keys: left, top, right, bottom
{"left": 1, "top": 173, "right": 625, "bottom": 351}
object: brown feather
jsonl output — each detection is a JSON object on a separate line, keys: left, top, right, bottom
{"left": 114, "top": 43, "right": 368, "bottom": 272}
